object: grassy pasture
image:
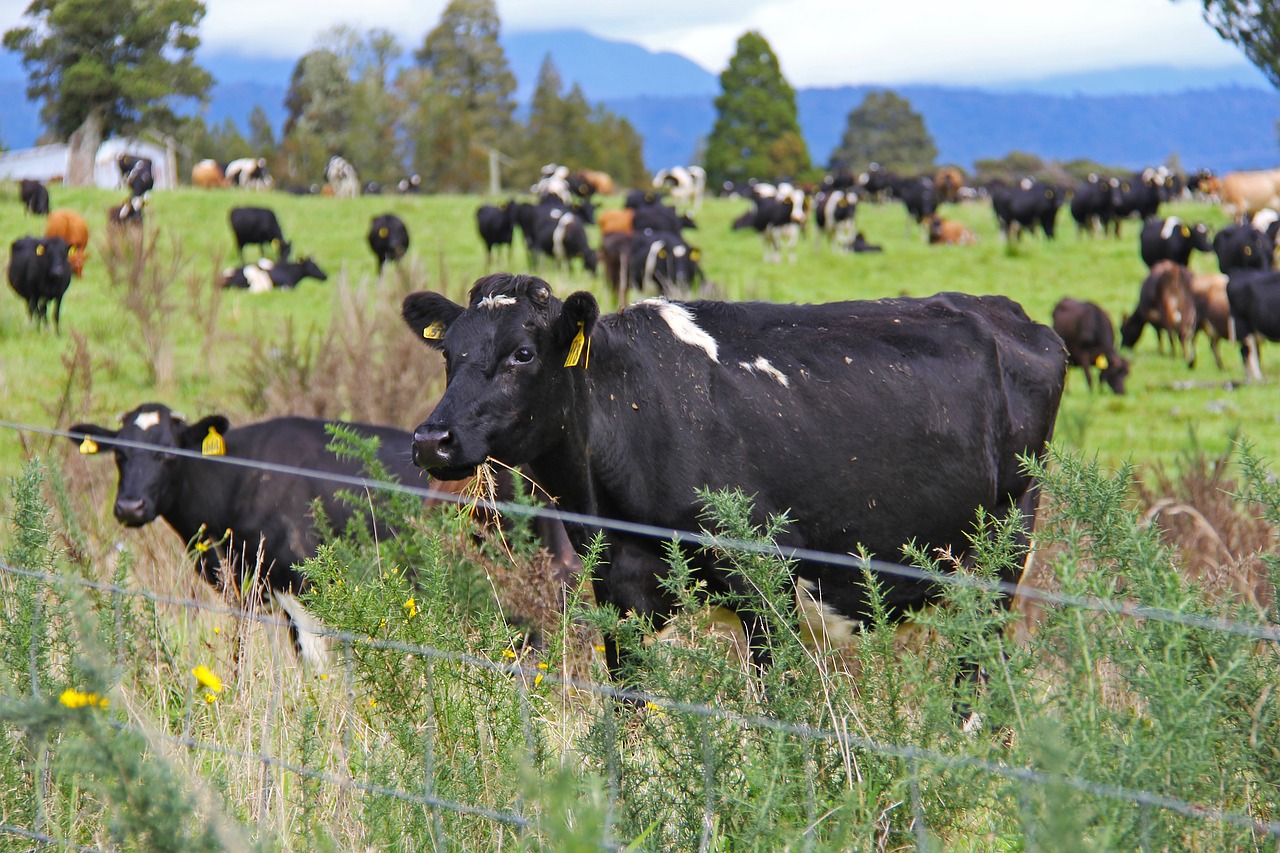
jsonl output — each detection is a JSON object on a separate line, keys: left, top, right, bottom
{"left": 0, "top": 183, "right": 1271, "bottom": 488}
{"left": 0, "top": 184, "right": 1278, "bottom": 849}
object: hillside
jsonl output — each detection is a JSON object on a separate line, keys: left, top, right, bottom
{"left": 2, "top": 30, "right": 1277, "bottom": 174}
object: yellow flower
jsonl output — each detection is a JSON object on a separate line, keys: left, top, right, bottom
{"left": 192, "top": 665, "right": 223, "bottom": 694}
{"left": 502, "top": 649, "right": 517, "bottom": 660}
{"left": 368, "top": 697, "right": 377, "bottom": 708}
{"left": 403, "top": 597, "right": 419, "bottom": 618}
{"left": 204, "top": 692, "right": 218, "bottom": 704}
{"left": 194, "top": 540, "right": 211, "bottom": 553}
{"left": 645, "top": 701, "right": 666, "bottom": 717}
{"left": 534, "top": 674, "right": 544, "bottom": 687}
{"left": 59, "top": 688, "right": 109, "bottom": 710}
{"left": 594, "top": 645, "right": 606, "bottom": 654}
{"left": 537, "top": 662, "right": 548, "bottom": 670}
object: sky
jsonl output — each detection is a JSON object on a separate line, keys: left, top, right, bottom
{"left": 0, "top": 0, "right": 1255, "bottom": 87}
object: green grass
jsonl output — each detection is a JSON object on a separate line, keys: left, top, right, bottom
{"left": 1, "top": 183, "right": 1266, "bottom": 488}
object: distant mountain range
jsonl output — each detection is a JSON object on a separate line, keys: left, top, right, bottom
{"left": 2, "top": 28, "right": 1277, "bottom": 175}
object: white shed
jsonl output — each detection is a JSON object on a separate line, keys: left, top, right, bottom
{"left": 0, "top": 135, "right": 177, "bottom": 189}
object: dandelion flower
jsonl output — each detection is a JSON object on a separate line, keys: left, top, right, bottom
{"left": 502, "top": 649, "right": 517, "bottom": 660}
{"left": 192, "top": 665, "right": 223, "bottom": 694}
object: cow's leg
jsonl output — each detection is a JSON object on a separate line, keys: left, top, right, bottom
{"left": 596, "top": 537, "right": 679, "bottom": 686}
{"left": 1245, "top": 334, "right": 1264, "bottom": 381}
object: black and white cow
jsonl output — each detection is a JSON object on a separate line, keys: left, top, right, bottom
{"left": 652, "top": 165, "right": 707, "bottom": 213}
{"left": 1052, "top": 298, "right": 1130, "bottom": 393}
{"left": 402, "top": 274, "right": 1067, "bottom": 683}
{"left": 224, "top": 157, "right": 272, "bottom": 190}
{"left": 740, "top": 195, "right": 799, "bottom": 263}
{"left": 813, "top": 189, "right": 857, "bottom": 249}
{"left": 220, "top": 257, "right": 327, "bottom": 292}
{"left": 122, "top": 157, "right": 154, "bottom": 198}
{"left": 8, "top": 235, "right": 72, "bottom": 330}
{"left": 531, "top": 210, "right": 597, "bottom": 274}
{"left": 19, "top": 179, "right": 49, "bottom": 216}
{"left": 624, "top": 231, "right": 704, "bottom": 299}
{"left": 1110, "top": 172, "right": 1162, "bottom": 236}
{"left": 1226, "top": 269, "right": 1280, "bottom": 380}
{"left": 397, "top": 173, "right": 423, "bottom": 194}
{"left": 368, "top": 213, "right": 410, "bottom": 273}
{"left": 1139, "top": 216, "right": 1213, "bottom": 268}
{"left": 631, "top": 201, "right": 696, "bottom": 235}
{"left": 229, "top": 207, "right": 291, "bottom": 263}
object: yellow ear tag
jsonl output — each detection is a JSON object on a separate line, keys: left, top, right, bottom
{"left": 202, "top": 427, "right": 226, "bottom": 456}
{"left": 379, "top": 227, "right": 388, "bottom": 238}
{"left": 1094, "top": 354, "right": 1109, "bottom": 370}
{"left": 1180, "top": 225, "right": 1190, "bottom": 238}
{"left": 658, "top": 248, "right": 668, "bottom": 258}
{"left": 79, "top": 437, "right": 98, "bottom": 455}
{"left": 36, "top": 244, "right": 45, "bottom": 256}
{"left": 564, "top": 322, "right": 590, "bottom": 368}
{"left": 68, "top": 245, "right": 77, "bottom": 256}
{"left": 690, "top": 249, "right": 701, "bottom": 262}
{"left": 423, "top": 321, "right": 446, "bottom": 340}
{"left": 1245, "top": 246, "right": 1253, "bottom": 256}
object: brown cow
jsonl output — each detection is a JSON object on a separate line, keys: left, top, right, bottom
{"left": 926, "top": 214, "right": 977, "bottom": 246}
{"left": 45, "top": 208, "right": 89, "bottom": 277}
{"left": 1119, "top": 260, "right": 1199, "bottom": 366}
{"left": 1052, "top": 298, "right": 1130, "bottom": 393}
{"left": 191, "top": 159, "right": 228, "bottom": 188}
{"left": 1188, "top": 271, "right": 1233, "bottom": 370}
{"left": 1217, "top": 168, "right": 1280, "bottom": 223}
{"left": 934, "top": 166, "right": 964, "bottom": 204}
{"left": 597, "top": 208, "right": 635, "bottom": 236}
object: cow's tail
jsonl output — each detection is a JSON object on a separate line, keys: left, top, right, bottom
{"left": 276, "top": 590, "right": 329, "bottom": 671}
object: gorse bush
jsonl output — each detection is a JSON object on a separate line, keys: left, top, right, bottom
{"left": 0, "top": 442, "right": 1277, "bottom": 850}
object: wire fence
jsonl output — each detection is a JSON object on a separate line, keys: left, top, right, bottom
{"left": 0, "top": 418, "right": 1277, "bottom": 849}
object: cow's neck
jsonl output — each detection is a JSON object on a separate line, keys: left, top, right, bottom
{"left": 160, "top": 458, "right": 235, "bottom": 551}
{"left": 526, "top": 369, "right": 599, "bottom": 515}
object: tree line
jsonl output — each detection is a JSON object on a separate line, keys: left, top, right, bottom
{"left": 4, "top": 0, "right": 1274, "bottom": 191}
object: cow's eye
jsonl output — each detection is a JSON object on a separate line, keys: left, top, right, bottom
{"left": 510, "top": 347, "right": 534, "bottom": 365}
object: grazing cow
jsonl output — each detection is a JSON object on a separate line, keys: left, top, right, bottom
{"left": 402, "top": 274, "right": 1066, "bottom": 684}
{"left": 531, "top": 211, "right": 597, "bottom": 274}
{"left": 631, "top": 201, "right": 695, "bottom": 235}
{"left": 624, "top": 230, "right": 704, "bottom": 300}
{"left": 1213, "top": 224, "right": 1274, "bottom": 273}
{"left": 1188, "top": 271, "right": 1233, "bottom": 370}
{"left": 476, "top": 202, "right": 518, "bottom": 266}
{"left": 45, "top": 209, "right": 89, "bottom": 277}
{"left": 224, "top": 158, "right": 272, "bottom": 189}
{"left": 125, "top": 160, "right": 154, "bottom": 198}
{"left": 191, "top": 159, "right": 228, "bottom": 188}
{"left": 397, "top": 173, "right": 423, "bottom": 194}
{"left": 1187, "top": 169, "right": 1218, "bottom": 201}
{"left": 1139, "top": 216, "right": 1213, "bottom": 268}
{"left": 892, "top": 175, "right": 938, "bottom": 224}
{"left": 20, "top": 179, "right": 49, "bottom": 215}
{"left": 1226, "top": 269, "right": 1280, "bottom": 380}
{"left": 229, "top": 207, "right": 290, "bottom": 263}
{"left": 652, "top": 165, "right": 707, "bottom": 213}
{"left": 1119, "top": 261, "right": 1199, "bottom": 366}
{"left": 1217, "top": 168, "right": 1280, "bottom": 222}
{"left": 926, "top": 214, "right": 977, "bottom": 246}
{"left": 741, "top": 195, "right": 798, "bottom": 263}
{"left": 624, "top": 188, "right": 662, "bottom": 210}
{"left": 601, "top": 231, "right": 634, "bottom": 303}
{"left": 533, "top": 164, "right": 573, "bottom": 203}
{"left": 572, "top": 169, "right": 615, "bottom": 197}
{"left": 993, "top": 180, "right": 1063, "bottom": 241}
{"left": 368, "top": 213, "right": 410, "bottom": 273}
{"left": 851, "top": 231, "right": 883, "bottom": 253}
{"left": 106, "top": 196, "right": 146, "bottom": 229}
{"left": 326, "top": 156, "right": 360, "bottom": 198}
{"left": 1110, "top": 172, "right": 1162, "bottom": 234}
{"left": 1069, "top": 175, "right": 1117, "bottom": 237}
{"left": 8, "top": 236, "right": 72, "bottom": 330}
{"left": 813, "top": 189, "right": 856, "bottom": 249}
{"left": 1052, "top": 298, "right": 1130, "bottom": 393}
{"left": 857, "top": 163, "right": 896, "bottom": 200}
{"left": 220, "top": 257, "right": 327, "bottom": 292}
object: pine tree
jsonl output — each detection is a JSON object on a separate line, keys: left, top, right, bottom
{"left": 830, "top": 90, "right": 937, "bottom": 174}
{"left": 703, "top": 31, "right": 810, "bottom": 188}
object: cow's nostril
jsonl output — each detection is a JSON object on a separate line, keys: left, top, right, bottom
{"left": 114, "top": 497, "right": 147, "bottom": 522}
{"left": 412, "top": 426, "right": 456, "bottom": 468}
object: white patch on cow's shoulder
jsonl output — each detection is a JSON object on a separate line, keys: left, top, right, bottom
{"left": 1160, "top": 216, "right": 1182, "bottom": 240}
{"left": 275, "top": 590, "right": 330, "bottom": 671}
{"left": 640, "top": 298, "right": 719, "bottom": 362}
{"left": 134, "top": 411, "right": 161, "bottom": 430}
{"left": 245, "top": 265, "right": 273, "bottom": 294}
{"left": 738, "top": 356, "right": 790, "bottom": 387}
{"left": 478, "top": 294, "right": 517, "bottom": 310}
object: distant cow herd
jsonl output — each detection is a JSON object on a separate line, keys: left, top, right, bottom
{"left": 8, "top": 151, "right": 1280, "bottom": 698}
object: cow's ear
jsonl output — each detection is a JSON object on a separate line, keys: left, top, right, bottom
{"left": 558, "top": 291, "right": 600, "bottom": 356}
{"left": 68, "top": 423, "right": 117, "bottom": 455}
{"left": 179, "top": 416, "right": 231, "bottom": 451}
{"left": 403, "top": 291, "right": 464, "bottom": 351}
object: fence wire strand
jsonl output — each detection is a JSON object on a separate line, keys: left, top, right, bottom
{"left": 1, "top": 418, "right": 1279, "bottom": 845}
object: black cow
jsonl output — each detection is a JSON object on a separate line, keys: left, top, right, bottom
{"left": 850, "top": 231, "right": 883, "bottom": 253}
{"left": 220, "top": 257, "right": 328, "bottom": 291}
{"left": 631, "top": 202, "right": 696, "bottom": 235}
{"left": 625, "top": 230, "right": 704, "bottom": 299}
{"left": 857, "top": 163, "right": 896, "bottom": 200}
{"left": 1110, "top": 173, "right": 1162, "bottom": 235}
{"left": 19, "top": 179, "right": 49, "bottom": 215}
{"left": 402, "top": 274, "right": 1066, "bottom": 685}
{"left": 397, "top": 173, "right": 423, "bottom": 194}
{"left": 1052, "top": 298, "right": 1130, "bottom": 393}
{"left": 1139, "top": 216, "right": 1213, "bottom": 268}
{"left": 741, "top": 196, "right": 798, "bottom": 263}
{"left": 1213, "top": 224, "right": 1274, "bottom": 273}
{"left": 1226, "top": 269, "right": 1280, "bottom": 381}
{"left": 531, "top": 210, "right": 597, "bottom": 274}
{"left": 1069, "top": 176, "right": 1116, "bottom": 237}
{"left": 476, "top": 202, "right": 517, "bottom": 266}
{"left": 891, "top": 175, "right": 937, "bottom": 224}
{"left": 992, "top": 181, "right": 1063, "bottom": 241}
{"left": 8, "top": 236, "right": 72, "bottom": 330}
{"left": 229, "top": 207, "right": 291, "bottom": 263}
{"left": 368, "top": 213, "right": 410, "bottom": 273}
{"left": 69, "top": 403, "right": 581, "bottom": 664}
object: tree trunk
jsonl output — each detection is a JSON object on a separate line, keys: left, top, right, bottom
{"left": 65, "top": 109, "right": 104, "bottom": 187}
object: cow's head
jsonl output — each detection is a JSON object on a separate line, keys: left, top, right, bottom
{"left": 402, "top": 274, "right": 599, "bottom": 479}
{"left": 69, "top": 404, "right": 230, "bottom": 526}
{"left": 42, "top": 237, "right": 72, "bottom": 287}
{"left": 299, "top": 257, "right": 328, "bottom": 282}
{"left": 1096, "top": 353, "right": 1131, "bottom": 395}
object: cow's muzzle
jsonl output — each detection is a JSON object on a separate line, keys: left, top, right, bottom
{"left": 114, "top": 497, "right": 151, "bottom": 526}
{"left": 411, "top": 424, "right": 476, "bottom": 480}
